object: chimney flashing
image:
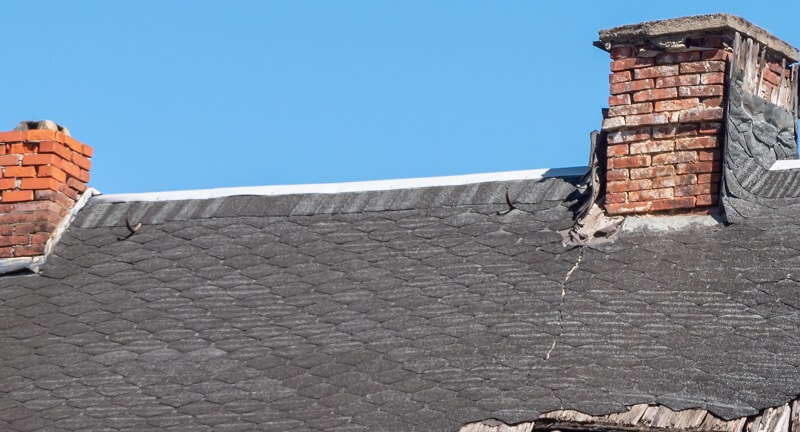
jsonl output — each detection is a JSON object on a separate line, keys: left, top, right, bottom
{"left": 597, "top": 13, "right": 799, "bottom": 63}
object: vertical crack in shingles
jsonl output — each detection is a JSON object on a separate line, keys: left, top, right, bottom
{"left": 545, "top": 246, "right": 585, "bottom": 360}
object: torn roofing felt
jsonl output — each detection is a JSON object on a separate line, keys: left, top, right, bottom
{"left": 6, "top": 173, "right": 800, "bottom": 431}
{"left": 721, "top": 37, "right": 800, "bottom": 222}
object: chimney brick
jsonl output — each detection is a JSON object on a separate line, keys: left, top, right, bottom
{"left": 0, "top": 122, "right": 92, "bottom": 259}
{"left": 597, "top": 14, "right": 799, "bottom": 215}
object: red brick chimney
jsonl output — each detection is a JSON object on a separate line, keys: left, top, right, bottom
{"left": 0, "top": 121, "right": 93, "bottom": 262}
{"left": 596, "top": 14, "right": 799, "bottom": 215}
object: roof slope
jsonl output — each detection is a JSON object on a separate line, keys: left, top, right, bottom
{"left": 3, "top": 176, "right": 800, "bottom": 431}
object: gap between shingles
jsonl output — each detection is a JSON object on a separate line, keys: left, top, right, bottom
{"left": 545, "top": 246, "right": 585, "bottom": 360}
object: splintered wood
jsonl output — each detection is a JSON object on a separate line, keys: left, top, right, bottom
{"left": 459, "top": 401, "right": 799, "bottom": 432}
{"left": 731, "top": 32, "right": 800, "bottom": 118}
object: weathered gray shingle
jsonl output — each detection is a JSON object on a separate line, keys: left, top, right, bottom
{"left": 3, "top": 175, "right": 800, "bottom": 431}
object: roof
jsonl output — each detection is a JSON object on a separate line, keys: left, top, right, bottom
{"left": 4, "top": 172, "right": 800, "bottom": 431}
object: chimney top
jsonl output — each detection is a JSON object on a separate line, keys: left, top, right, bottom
{"left": 14, "top": 120, "right": 70, "bottom": 136}
{"left": 597, "top": 13, "right": 799, "bottom": 63}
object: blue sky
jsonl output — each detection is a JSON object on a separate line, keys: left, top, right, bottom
{"left": 3, "top": 1, "right": 799, "bottom": 193}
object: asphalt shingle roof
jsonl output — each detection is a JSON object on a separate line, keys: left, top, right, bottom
{"left": 3, "top": 176, "right": 800, "bottom": 431}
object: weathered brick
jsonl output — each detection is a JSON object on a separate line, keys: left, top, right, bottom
{"left": 652, "top": 174, "right": 696, "bottom": 188}
{"left": 697, "top": 173, "right": 722, "bottom": 184}
{"left": 34, "top": 190, "right": 74, "bottom": 208}
{"left": 680, "top": 107, "right": 724, "bottom": 122}
{"left": 608, "top": 102, "right": 653, "bottom": 117}
{"left": 607, "top": 169, "right": 628, "bottom": 181}
{"left": 607, "top": 144, "right": 629, "bottom": 157}
{"left": 13, "top": 221, "right": 57, "bottom": 235}
{"left": 698, "top": 149, "right": 722, "bottom": 161}
{"left": 606, "top": 202, "right": 649, "bottom": 214}
{"left": 680, "top": 61, "right": 725, "bottom": 73}
{"left": 607, "top": 179, "right": 651, "bottom": 192}
{"left": 630, "top": 165, "right": 674, "bottom": 179}
{"left": 675, "top": 183, "right": 719, "bottom": 196}
{"left": 626, "top": 113, "right": 669, "bottom": 127}
{"left": 652, "top": 151, "right": 698, "bottom": 166}
{"left": 610, "top": 46, "right": 635, "bottom": 59}
{"left": 602, "top": 117, "right": 625, "bottom": 130}
{"left": 633, "top": 88, "right": 678, "bottom": 102}
{"left": 676, "top": 162, "right": 716, "bottom": 174}
{"left": 606, "top": 192, "right": 627, "bottom": 203}
{"left": 610, "top": 79, "right": 653, "bottom": 94}
{"left": 15, "top": 243, "right": 46, "bottom": 257}
{"left": 679, "top": 85, "right": 724, "bottom": 98}
{"left": 634, "top": 65, "right": 679, "bottom": 79}
{"left": 0, "top": 235, "right": 29, "bottom": 247}
{"left": 655, "top": 74, "right": 701, "bottom": 88}
{"left": 651, "top": 196, "right": 696, "bottom": 211}
{"left": 655, "top": 98, "right": 698, "bottom": 112}
{"left": 702, "top": 49, "right": 730, "bottom": 60}
{"left": 609, "top": 94, "right": 631, "bottom": 106}
{"left": 676, "top": 136, "right": 719, "bottom": 150}
{"left": 607, "top": 129, "right": 651, "bottom": 144}
{"left": 701, "top": 72, "right": 725, "bottom": 85}
{"left": 629, "top": 187, "right": 674, "bottom": 202}
{"left": 611, "top": 57, "right": 655, "bottom": 71}
{"left": 702, "top": 97, "right": 724, "bottom": 108}
{"left": 699, "top": 122, "right": 722, "bottom": 135}
{"left": 630, "top": 140, "right": 674, "bottom": 154}
{"left": 696, "top": 194, "right": 720, "bottom": 206}
{"left": 656, "top": 51, "right": 701, "bottom": 65}
{"left": 652, "top": 124, "right": 698, "bottom": 139}
{"left": 608, "top": 155, "right": 650, "bottom": 169}
{"left": 609, "top": 71, "right": 632, "bottom": 84}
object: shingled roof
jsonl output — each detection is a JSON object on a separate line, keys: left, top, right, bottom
{"left": 4, "top": 172, "right": 800, "bottom": 431}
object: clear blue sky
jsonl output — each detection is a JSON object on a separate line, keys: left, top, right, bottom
{"left": 3, "top": 1, "right": 798, "bottom": 193}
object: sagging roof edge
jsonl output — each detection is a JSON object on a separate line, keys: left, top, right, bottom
{"left": 92, "top": 166, "right": 589, "bottom": 203}
{"left": 0, "top": 188, "right": 99, "bottom": 275}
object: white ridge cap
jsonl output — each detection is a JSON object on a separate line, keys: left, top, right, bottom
{"left": 93, "top": 166, "right": 588, "bottom": 203}
{"left": 769, "top": 159, "right": 800, "bottom": 171}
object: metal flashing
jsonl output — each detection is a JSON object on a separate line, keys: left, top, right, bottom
{"left": 92, "top": 166, "right": 588, "bottom": 203}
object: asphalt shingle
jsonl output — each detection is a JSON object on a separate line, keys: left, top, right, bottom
{"left": 3, "top": 175, "right": 800, "bottom": 431}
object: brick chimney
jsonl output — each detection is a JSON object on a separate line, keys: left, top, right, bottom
{"left": 0, "top": 121, "right": 93, "bottom": 263}
{"left": 596, "top": 14, "right": 799, "bottom": 215}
